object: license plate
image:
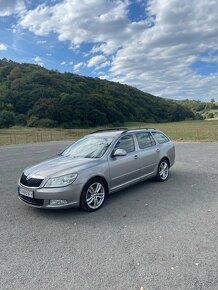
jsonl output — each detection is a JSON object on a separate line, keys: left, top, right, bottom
{"left": 18, "top": 187, "right": 34, "bottom": 198}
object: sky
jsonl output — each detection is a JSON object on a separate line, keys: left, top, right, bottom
{"left": 0, "top": 0, "right": 218, "bottom": 101}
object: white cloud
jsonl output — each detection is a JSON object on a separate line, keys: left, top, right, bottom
{"left": 20, "top": 4, "right": 54, "bottom": 35}
{"left": 20, "top": 0, "right": 130, "bottom": 43}
{"left": 99, "top": 74, "right": 109, "bottom": 80}
{"left": 0, "top": 43, "right": 7, "bottom": 51}
{"left": 36, "top": 40, "right": 47, "bottom": 44}
{"left": 108, "top": 0, "right": 218, "bottom": 100}
{"left": 97, "top": 71, "right": 105, "bottom": 76}
{"left": 19, "top": 0, "right": 218, "bottom": 100}
{"left": 73, "top": 62, "right": 85, "bottom": 71}
{"left": 200, "top": 55, "right": 218, "bottom": 64}
{"left": 33, "top": 56, "right": 42, "bottom": 62}
{"left": 87, "top": 55, "right": 106, "bottom": 68}
{"left": 60, "top": 61, "right": 66, "bottom": 65}
{"left": 0, "top": 0, "right": 25, "bottom": 16}
{"left": 33, "top": 56, "right": 44, "bottom": 66}
{"left": 95, "top": 61, "right": 111, "bottom": 70}
{"left": 91, "top": 41, "right": 120, "bottom": 56}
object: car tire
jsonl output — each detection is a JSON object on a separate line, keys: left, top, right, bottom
{"left": 80, "top": 178, "right": 107, "bottom": 212}
{"left": 156, "top": 159, "right": 169, "bottom": 182}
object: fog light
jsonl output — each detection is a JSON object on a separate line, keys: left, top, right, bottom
{"left": 49, "top": 199, "right": 68, "bottom": 206}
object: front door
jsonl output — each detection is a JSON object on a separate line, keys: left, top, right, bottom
{"left": 108, "top": 134, "right": 140, "bottom": 190}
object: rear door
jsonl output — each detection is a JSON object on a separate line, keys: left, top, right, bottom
{"left": 135, "top": 132, "right": 159, "bottom": 176}
{"left": 108, "top": 134, "right": 140, "bottom": 190}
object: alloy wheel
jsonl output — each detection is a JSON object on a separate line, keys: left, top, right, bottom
{"left": 86, "top": 182, "right": 105, "bottom": 210}
{"left": 159, "top": 161, "right": 169, "bottom": 180}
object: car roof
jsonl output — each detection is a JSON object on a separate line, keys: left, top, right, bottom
{"left": 127, "top": 128, "right": 157, "bottom": 133}
{"left": 90, "top": 128, "right": 158, "bottom": 137}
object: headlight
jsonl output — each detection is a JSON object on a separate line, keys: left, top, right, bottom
{"left": 44, "top": 173, "right": 78, "bottom": 188}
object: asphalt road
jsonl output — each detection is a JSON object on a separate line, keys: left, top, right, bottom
{"left": 0, "top": 141, "right": 217, "bottom": 290}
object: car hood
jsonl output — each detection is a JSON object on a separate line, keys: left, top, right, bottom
{"left": 24, "top": 155, "right": 100, "bottom": 179}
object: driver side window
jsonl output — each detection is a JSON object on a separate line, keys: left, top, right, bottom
{"left": 114, "top": 135, "right": 135, "bottom": 154}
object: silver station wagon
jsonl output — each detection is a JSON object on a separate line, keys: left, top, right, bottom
{"left": 18, "top": 128, "right": 175, "bottom": 211}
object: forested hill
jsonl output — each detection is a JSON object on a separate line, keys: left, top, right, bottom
{"left": 0, "top": 58, "right": 195, "bottom": 128}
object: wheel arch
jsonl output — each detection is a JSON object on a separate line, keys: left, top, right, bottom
{"left": 81, "top": 175, "right": 109, "bottom": 196}
{"left": 160, "top": 156, "right": 170, "bottom": 167}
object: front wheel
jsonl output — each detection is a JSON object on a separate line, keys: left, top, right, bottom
{"left": 156, "top": 159, "right": 169, "bottom": 182}
{"left": 80, "top": 178, "right": 107, "bottom": 212}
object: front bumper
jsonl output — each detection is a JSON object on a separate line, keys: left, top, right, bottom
{"left": 18, "top": 182, "right": 84, "bottom": 209}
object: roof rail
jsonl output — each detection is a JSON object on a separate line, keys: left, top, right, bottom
{"left": 90, "top": 128, "right": 128, "bottom": 134}
{"left": 90, "top": 127, "right": 157, "bottom": 134}
{"left": 121, "top": 127, "right": 156, "bottom": 134}
{"left": 133, "top": 127, "right": 156, "bottom": 130}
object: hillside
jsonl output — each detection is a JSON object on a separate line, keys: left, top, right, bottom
{"left": 0, "top": 58, "right": 195, "bottom": 128}
{"left": 175, "top": 99, "right": 218, "bottom": 119}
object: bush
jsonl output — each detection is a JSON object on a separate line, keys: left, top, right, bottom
{"left": 15, "top": 114, "right": 27, "bottom": 125}
{"left": 112, "top": 121, "right": 124, "bottom": 127}
{"left": 27, "top": 116, "right": 39, "bottom": 127}
{"left": 61, "top": 120, "right": 81, "bottom": 129}
{"left": 0, "top": 110, "right": 15, "bottom": 128}
{"left": 194, "top": 113, "right": 204, "bottom": 120}
{"left": 38, "top": 118, "right": 57, "bottom": 128}
{"left": 207, "top": 112, "right": 214, "bottom": 119}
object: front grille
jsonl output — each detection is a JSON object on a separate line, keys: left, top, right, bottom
{"left": 19, "top": 194, "right": 44, "bottom": 206}
{"left": 20, "top": 173, "right": 44, "bottom": 188}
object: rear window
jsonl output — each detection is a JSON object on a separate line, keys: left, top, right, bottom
{"left": 152, "top": 132, "right": 169, "bottom": 144}
{"left": 135, "top": 132, "right": 156, "bottom": 149}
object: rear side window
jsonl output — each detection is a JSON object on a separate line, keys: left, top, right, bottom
{"left": 135, "top": 132, "right": 156, "bottom": 149}
{"left": 114, "top": 134, "right": 135, "bottom": 153}
{"left": 152, "top": 132, "right": 169, "bottom": 144}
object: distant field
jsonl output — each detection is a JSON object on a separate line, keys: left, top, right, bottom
{"left": 0, "top": 120, "right": 218, "bottom": 146}
{"left": 125, "top": 120, "right": 218, "bottom": 142}
{"left": 0, "top": 127, "right": 91, "bottom": 146}
{"left": 125, "top": 119, "right": 218, "bottom": 128}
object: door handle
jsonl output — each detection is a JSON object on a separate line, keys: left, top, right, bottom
{"left": 156, "top": 148, "right": 160, "bottom": 152}
{"left": 134, "top": 155, "right": 138, "bottom": 159}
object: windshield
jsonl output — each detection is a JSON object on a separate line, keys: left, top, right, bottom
{"left": 62, "top": 136, "right": 114, "bottom": 158}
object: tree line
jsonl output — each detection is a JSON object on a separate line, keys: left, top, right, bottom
{"left": 0, "top": 58, "right": 197, "bottom": 128}
{"left": 175, "top": 99, "right": 217, "bottom": 119}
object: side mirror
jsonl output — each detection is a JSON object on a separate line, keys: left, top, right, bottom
{"left": 112, "top": 148, "right": 127, "bottom": 157}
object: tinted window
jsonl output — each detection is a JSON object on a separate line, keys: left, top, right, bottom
{"left": 114, "top": 135, "right": 135, "bottom": 153}
{"left": 136, "top": 132, "right": 156, "bottom": 149}
{"left": 152, "top": 132, "right": 169, "bottom": 144}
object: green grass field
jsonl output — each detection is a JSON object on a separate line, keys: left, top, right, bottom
{"left": 125, "top": 119, "right": 218, "bottom": 128}
{"left": 125, "top": 120, "right": 218, "bottom": 142}
{"left": 0, "top": 120, "right": 218, "bottom": 146}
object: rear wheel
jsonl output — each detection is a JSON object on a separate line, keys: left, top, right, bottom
{"left": 80, "top": 178, "right": 107, "bottom": 212}
{"left": 156, "top": 159, "right": 169, "bottom": 182}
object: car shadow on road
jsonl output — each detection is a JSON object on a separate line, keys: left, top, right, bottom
{"left": 31, "top": 178, "right": 157, "bottom": 221}
{"left": 31, "top": 165, "right": 216, "bottom": 225}
{"left": 31, "top": 170, "right": 196, "bottom": 223}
